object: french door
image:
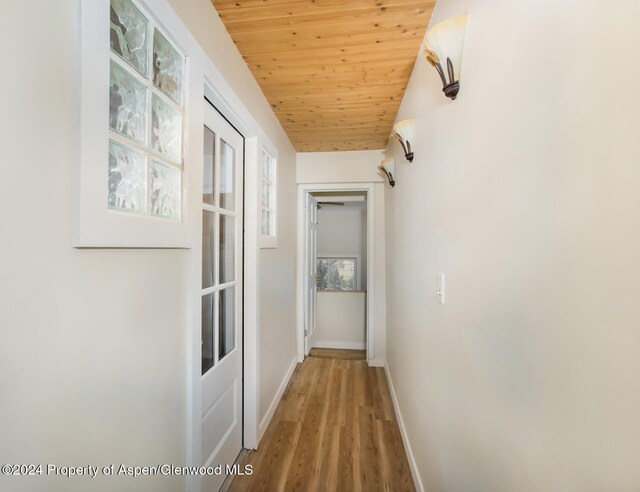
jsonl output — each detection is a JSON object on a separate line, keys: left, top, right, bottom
{"left": 201, "top": 101, "right": 243, "bottom": 491}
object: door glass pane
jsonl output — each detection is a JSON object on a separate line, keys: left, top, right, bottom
{"left": 220, "top": 139, "right": 235, "bottom": 211}
{"left": 219, "top": 214, "right": 234, "bottom": 283}
{"left": 203, "top": 126, "right": 215, "bottom": 205}
{"left": 202, "top": 293, "right": 214, "bottom": 374}
{"left": 202, "top": 211, "right": 215, "bottom": 288}
{"left": 219, "top": 288, "right": 235, "bottom": 360}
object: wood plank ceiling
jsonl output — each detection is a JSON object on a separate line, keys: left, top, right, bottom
{"left": 211, "top": 0, "right": 435, "bottom": 152}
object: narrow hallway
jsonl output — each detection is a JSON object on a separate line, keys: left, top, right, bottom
{"left": 229, "top": 350, "right": 415, "bottom": 491}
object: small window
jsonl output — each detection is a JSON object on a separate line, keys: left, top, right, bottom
{"left": 317, "top": 256, "right": 359, "bottom": 291}
{"left": 260, "top": 150, "right": 277, "bottom": 247}
{"left": 108, "top": 0, "right": 186, "bottom": 220}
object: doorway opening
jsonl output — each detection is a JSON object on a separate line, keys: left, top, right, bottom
{"left": 297, "top": 184, "right": 376, "bottom": 365}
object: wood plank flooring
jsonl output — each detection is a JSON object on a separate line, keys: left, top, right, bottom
{"left": 308, "top": 348, "right": 366, "bottom": 361}
{"left": 228, "top": 351, "right": 415, "bottom": 491}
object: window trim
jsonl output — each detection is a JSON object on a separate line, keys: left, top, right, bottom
{"left": 316, "top": 253, "right": 362, "bottom": 291}
{"left": 260, "top": 149, "right": 277, "bottom": 248}
{"left": 74, "top": 0, "right": 191, "bottom": 247}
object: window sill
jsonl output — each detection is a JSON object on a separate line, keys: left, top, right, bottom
{"left": 318, "top": 290, "right": 367, "bottom": 294}
{"left": 259, "top": 235, "right": 277, "bottom": 249}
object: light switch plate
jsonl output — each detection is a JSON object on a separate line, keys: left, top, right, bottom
{"left": 437, "top": 273, "right": 445, "bottom": 304}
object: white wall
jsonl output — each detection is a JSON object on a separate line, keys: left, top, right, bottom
{"left": 297, "top": 150, "right": 387, "bottom": 364}
{"left": 0, "top": 1, "right": 297, "bottom": 491}
{"left": 317, "top": 202, "right": 367, "bottom": 288}
{"left": 166, "top": 0, "right": 298, "bottom": 438}
{"left": 385, "top": 1, "right": 640, "bottom": 491}
{"left": 297, "top": 150, "right": 385, "bottom": 184}
{"left": 315, "top": 292, "right": 367, "bottom": 350}
{"left": 0, "top": 2, "right": 186, "bottom": 491}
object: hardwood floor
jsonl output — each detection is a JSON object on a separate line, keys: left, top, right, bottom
{"left": 308, "top": 347, "right": 366, "bottom": 361}
{"left": 228, "top": 351, "right": 415, "bottom": 491}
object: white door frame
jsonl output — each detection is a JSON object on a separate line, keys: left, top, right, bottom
{"left": 187, "top": 31, "right": 281, "bottom": 481}
{"left": 303, "top": 193, "right": 318, "bottom": 356}
{"left": 296, "top": 182, "right": 376, "bottom": 365}
{"left": 187, "top": 87, "right": 268, "bottom": 492}
{"left": 193, "top": 81, "right": 269, "bottom": 452}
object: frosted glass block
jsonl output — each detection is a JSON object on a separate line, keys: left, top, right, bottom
{"left": 220, "top": 139, "right": 235, "bottom": 211}
{"left": 202, "top": 211, "right": 215, "bottom": 289}
{"left": 219, "top": 215, "right": 234, "bottom": 283}
{"left": 109, "top": 60, "right": 147, "bottom": 145}
{"left": 110, "top": 0, "right": 148, "bottom": 76}
{"left": 219, "top": 288, "right": 235, "bottom": 361}
{"left": 108, "top": 139, "right": 147, "bottom": 213}
{"left": 202, "top": 293, "right": 214, "bottom": 374}
{"left": 150, "top": 160, "right": 181, "bottom": 219}
{"left": 153, "top": 28, "right": 184, "bottom": 105}
{"left": 203, "top": 126, "right": 215, "bottom": 205}
{"left": 152, "top": 93, "right": 182, "bottom": 164}
{"left": 265, "top": 210, "right": 271, "bottom": 236}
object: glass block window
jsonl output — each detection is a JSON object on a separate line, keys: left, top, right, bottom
{"left": 317, "top": 257, "right": 358, "bottom": 291}
{"left": 261, "top": 151, "right": 276, "bottom": 237}
{"left": 109, "top": 0, "right": 185, "bottom": 220}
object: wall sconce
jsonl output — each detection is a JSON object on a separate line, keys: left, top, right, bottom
{"left": 378, "top": 158, "right": 396, "bottom": 187}
{"left": 392, "top": 119, "right": 415, "bottom": 163}
{"left": 423, "top": 13, "right": 468, "bottom": 100}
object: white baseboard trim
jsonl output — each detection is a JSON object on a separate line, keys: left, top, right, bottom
{"left": 384, "top": 362, "right": 425, "bottom": 492}
{"left": 367, "top": 358, "right": 385, "bottom": 367}
{"left": 312, "top": 341, "right": 366, "bottom": 350}
{"left": 258, "top": 355, "right": 298, "bottom": 444}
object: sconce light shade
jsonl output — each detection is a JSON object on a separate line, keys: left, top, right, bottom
{"left": 378, "top": 157, "right": 396, "bottom": 187}
{"left": 423, "top": 13, "right": 468, "bottom": 100}
{"left": 392, "top": 119, "right": 416, "bottom": 162}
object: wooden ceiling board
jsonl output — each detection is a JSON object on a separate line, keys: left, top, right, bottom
{"left": 211, "top": 0, "right": 435, "bottom": 152}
